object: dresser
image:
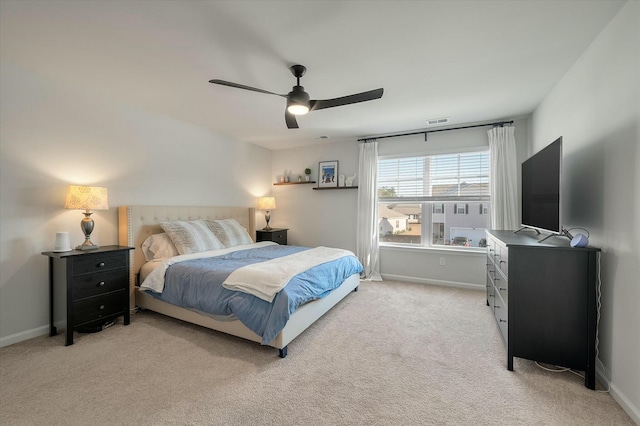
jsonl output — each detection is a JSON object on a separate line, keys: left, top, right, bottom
{"left": 485, "top": 230, "right": 599, "bottom": 389}
{"left": 42, "top": 245, "right": 133, "bottom": 345}
{"left": 256, "top": 228, "right": 288, "bottom": 245}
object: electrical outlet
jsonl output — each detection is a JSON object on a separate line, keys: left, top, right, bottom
{"left": 439, "top": 257, "right": 446, "bottom": 266}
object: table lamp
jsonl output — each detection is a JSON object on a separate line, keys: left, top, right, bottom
{"left": 64, "top": 185, "right": 109, "bottom": 250}
{"left": 257, "top": 197, "right": 276, "bottom": 230}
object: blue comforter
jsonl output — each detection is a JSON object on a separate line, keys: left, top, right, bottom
{"left": 147, "top": 245, "right": 363, "bottom": 344}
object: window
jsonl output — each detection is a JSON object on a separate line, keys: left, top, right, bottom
{"left": 378, "top": 150, "right": 490, "bottom": 249}
{"left": 454, "top": 203, "right": 468, "bottom": 214}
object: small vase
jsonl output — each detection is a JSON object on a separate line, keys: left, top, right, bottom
{"left": 305, "top": 175, "right": 310, "bottom": 182}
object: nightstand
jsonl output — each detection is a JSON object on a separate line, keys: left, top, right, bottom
{"left": 256, "top": 228, "right": 288, "bottom": 245}
{"left": 42, "top": 245, "right": 134, "bottom": 345}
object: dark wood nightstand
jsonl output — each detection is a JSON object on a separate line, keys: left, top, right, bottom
{"left": 42, "top": 245, "right": 133, "bottom": 345}
{"left": 256, "top": 228, "right": 288, "bottom": 245}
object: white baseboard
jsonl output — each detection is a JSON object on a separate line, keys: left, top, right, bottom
{"left": 0, "top": 325, "right": 50, "bottom": 348}
{"left": 597, "top": 364, "right": 640, "bottom": 424}
{"left": 381, "top": 273, "right": 484, "bottom": 291}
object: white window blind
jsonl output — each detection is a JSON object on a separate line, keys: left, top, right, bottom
{"left": 378, "top": 151, "right": 490, "bottom": 202}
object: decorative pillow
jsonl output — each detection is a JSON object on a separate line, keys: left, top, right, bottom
{"left": 160, "top": 220, "right": 224, "bottom": 255}
{"left": 141, "top": 233, "right": 179, "bottom": 261}
{"left": 205, "top": 218, "right": 253, "bottom": 247}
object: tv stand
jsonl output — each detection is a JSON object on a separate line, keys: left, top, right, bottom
{"left": 538, "top": 228, "right": 573, "bottom": 243}
{"left": 514, "top": 226, "right": 540, "bottom": 235}
{"left": 485, "top": 229, "right": 600, "bottom": 389}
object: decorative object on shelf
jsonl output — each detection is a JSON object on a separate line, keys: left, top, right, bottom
{"left": 345, "top": 173, "right": 357, "bottom": 187}
{"left": 318, "top": 160, "right": 339, "bottom": 188}
{"left": 64, "top": 185, "right": 109, "bottom": 250}
{"left": 339, "top": 174, "right": 345, "bottom": 187}
{"left": 53, "top": 231, "right": 71, "bottom": 252}
{"left": 257, "top": 196, "right": 276, "bottom": 230}
{"left": 298, "top": 175, "right": 302, "bottom": 182}
{"left": 304, "top": 168, "right": 312, "bottom": 182}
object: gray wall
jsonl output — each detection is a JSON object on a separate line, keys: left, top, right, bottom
{"left": 531, "top": 1, "right": 639, "bottom": 420}
{"left": 0, "top": 62, "right": 272, "bottom": 345}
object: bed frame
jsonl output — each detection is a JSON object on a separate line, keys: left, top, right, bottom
{"left": 117, "top": 205, "right": 360, "bottom": 357}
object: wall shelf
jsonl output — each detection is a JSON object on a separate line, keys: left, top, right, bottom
{"left": 274, "top": 181, "right": 316, "bottom": 186}
{"left": 312, "top": 186, "right": 358, "bottom": 190}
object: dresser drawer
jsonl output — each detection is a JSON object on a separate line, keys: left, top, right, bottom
{"left": 494, "top": 269, "right": 508, "bottom": 306}
{"left": 73, "top": 253, "right": 127, "bottom": 275}
{"left": 497, "top": 246, "right": 509, "bottom": 276}
{"left": 494, "top": 294, "right": 508, "bottom": 344}
{"left": 486, "top": 271, "right": 495, "bottom": 309}
{"left": 74, "top": 290, "right": 127, "bottom": 326}
{"left": 72, "top": 269, "right": 127, "bottom": 300}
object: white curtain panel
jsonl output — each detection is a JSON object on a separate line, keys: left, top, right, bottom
{"left": 488, "top": 126, "right": 519, "bottom": 230}
{"left": 357, "top": 141, "right": 382, "bottom": 281}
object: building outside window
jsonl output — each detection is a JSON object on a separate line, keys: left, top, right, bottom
{"left": 378, "top": 150, "right": 490, "bottom": 249}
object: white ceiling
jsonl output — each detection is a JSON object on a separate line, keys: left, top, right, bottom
{"left": 0, "top": 0, "right": 626, "bottom": 150}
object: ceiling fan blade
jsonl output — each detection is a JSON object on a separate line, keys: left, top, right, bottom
{"left": 285, "top": 111, "right": 299, "bottom": 129}
{"left": 309, "top": 88, "right": 384, "bottom": 111}
{"left": 208, "top": 79, "right": 286, "bottom": 97}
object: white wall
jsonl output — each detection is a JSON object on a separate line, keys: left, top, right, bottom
{"left": 272, "top": 119, "right": 529, "bottom": 289}
{"left": 270, "top": 141, "right": 360, "bottom": 252}
{"left": 0, "top": 63, "right": 272, "bottom": 346}
{"left": 531, "top": 1, "right": 639, "bottom": 421}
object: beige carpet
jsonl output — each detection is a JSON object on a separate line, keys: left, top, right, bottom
{"left": 0, "top": 281, "right": 633, "bottom": 425}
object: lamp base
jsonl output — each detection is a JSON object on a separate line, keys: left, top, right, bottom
{"left": 262, "top": 226, "right": 273, "bottom": 231}
{"left": 76, "top": 242, "right": 99, "bottom": 251}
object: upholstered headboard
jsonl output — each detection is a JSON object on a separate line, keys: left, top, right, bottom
{"left": 118, "top": 205, "right": 255, "bottom": 309}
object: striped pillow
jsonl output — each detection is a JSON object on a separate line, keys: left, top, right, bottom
{"left": 205, "top": 219, "right": 253, "bottom": 247}
{"left": 160, "top": 220, "right": 224, "bottom": 255}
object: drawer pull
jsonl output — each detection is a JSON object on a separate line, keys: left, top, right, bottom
{"left": 99, "top": 305, "right": 105, "bottom": 310}
{"left": 499, "top": 319, "right": 507, "bottom": 323}
{"left": 98, "top": 281, "right": 105, "bottom": 287}
{"left": 494, "top": 276, "right": 500, "bottom": 281}
{"left": 498, "top": 287, "right": 507, "bottom": 291}
{"left": 499, "top": 260, "right": 506, "bottom": 264}
{"left": 98, "top": 262, "right": 105, "bottom": 267}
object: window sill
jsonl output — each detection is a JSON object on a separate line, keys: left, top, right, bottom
{"left": 379, "top": 243, "right": 485, "bottom": 256}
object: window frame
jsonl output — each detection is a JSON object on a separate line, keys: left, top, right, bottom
{"left": 377, "top": 148, "right": 490, "bottom": 252}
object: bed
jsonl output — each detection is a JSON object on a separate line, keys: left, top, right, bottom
{"left": 118, "top": 205, "right": 362, "bottom": 357}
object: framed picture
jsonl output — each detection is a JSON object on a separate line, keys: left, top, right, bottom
{"left": 318, "top": 160, "right": 339, "bottom": 188}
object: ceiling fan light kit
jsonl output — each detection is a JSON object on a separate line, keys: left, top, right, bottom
{"left": 209, "top": 64, "right": 383, "bottom": 129}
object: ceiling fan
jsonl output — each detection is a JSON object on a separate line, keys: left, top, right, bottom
{"left": 209, "top": 65, "right": 384, "bottom": 129}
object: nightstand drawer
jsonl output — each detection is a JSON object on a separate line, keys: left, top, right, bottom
{"left": 271, "top": 232, "right": 287, "bottom": 245}
{"left": 74, "top": 290, "right": 126, "bottom": 326}
{"left": 73, "top": 253, "right": 126, "bottom": 275}
{"left": 256, "top": 228, "right": 288, "bottom": 245}
{"left": 72, "top": 269, "right": 127, "bottom": 300}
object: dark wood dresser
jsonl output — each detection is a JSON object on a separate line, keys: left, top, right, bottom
{"left": 485, "top": 229, "right": 600, "bottom": 389}
{"left": 42, "top": 245, "right": 133, "bottom": 345}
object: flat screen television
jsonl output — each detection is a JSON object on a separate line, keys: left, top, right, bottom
{"left": 521, "top": 136, "right": 562, "bottom": 235}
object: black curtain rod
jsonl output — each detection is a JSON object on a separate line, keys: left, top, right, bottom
{"left": 358, "top": 120, "right": 514, "bottom": 142}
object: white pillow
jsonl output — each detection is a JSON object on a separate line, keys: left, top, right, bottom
{"left": 205, "top": 219, "right": 253, "bottom": 247}
{"left": 141, "top": 233, "right": 179, "bottom": 261}
{"left": 160, "top": 220, "right": 225, "bottom": 255}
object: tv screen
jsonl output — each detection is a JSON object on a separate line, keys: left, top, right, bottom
{"left": 521, "top": 137, "right": 562, "bottom": 234}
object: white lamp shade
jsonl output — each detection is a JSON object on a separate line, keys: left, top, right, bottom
{"left": 257, "top": 197, "right": 276, "bottom": 210}
{"left": 64, "top": 185, "right": 109, "bottom": 210}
